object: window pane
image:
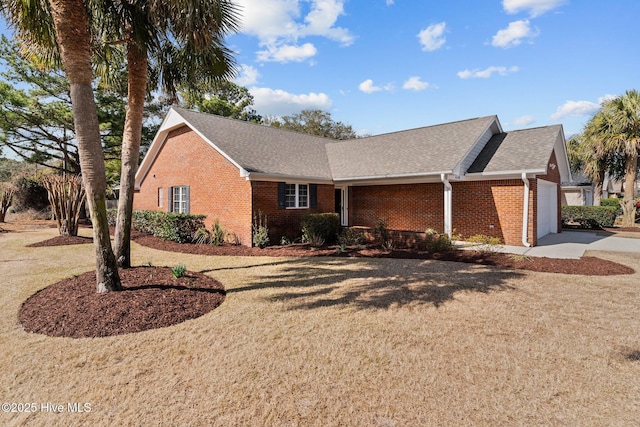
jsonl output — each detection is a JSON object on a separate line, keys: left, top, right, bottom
{"left": 172, "top": 186, "right": 188, "bottom": 213}
{"left": 298, "top": 184, "right": 308, "bottom": 208}
{"left": 285, "top": 184, "right": 296, "bottom": 208}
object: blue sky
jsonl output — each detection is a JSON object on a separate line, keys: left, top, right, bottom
{"left": 1, "top": 0, "right": 637, "bottom": 138}
{"left": 225, "top": 0, "right": 639, "bottom": 137}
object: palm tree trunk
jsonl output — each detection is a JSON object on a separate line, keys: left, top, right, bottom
{"left": 621, "top": 151, "right": 638, "bottom": 226}
{"left": 593, "top": 168, "right": 605, "bottom": 206}
{"left": 49, "top": 0, "right": 122, "bottom": 292}
{"left": 114, "top": 41, "right": 148, "bottom": 268}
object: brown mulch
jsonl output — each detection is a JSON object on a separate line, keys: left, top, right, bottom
{"left": 17, "top": 228, "right": 635, "bottom": 339}
{"left": 19, "top": 267, "right": 225, "bottom": 338}
{"left": 131, "top": 233, "right": 635, "bottom": 276}
{"left": 26, "top": 235, "right": 93, "bottom": 247}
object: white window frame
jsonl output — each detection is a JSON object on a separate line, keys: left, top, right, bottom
{"left": 171, "top": 186, "right": 189, "bottom": 213}
{"left": 158, "top": 187, "right": 163, "bottom": 208}
{"left": 285, "top": 183, "right": 309, "bottom": 209}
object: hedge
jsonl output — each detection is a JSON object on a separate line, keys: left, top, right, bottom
{"left": 301, "top": 213, "right": 340, "bottom": 244}
{"left": 600, "top": 198, "right": 623, "bottom": 215}
{"left": 561, "top": 205, "right": 617, "bottom": 229}
{"left": 107, "top": 209, "right": 206, "bottom": 243}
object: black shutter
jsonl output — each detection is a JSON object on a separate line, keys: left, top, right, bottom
{"left": 168, "top": 187, "right": 173, "bottom": 212}
{"left": 185, "top": 186, "right": 190, "bottom": 214}
{"left": 277, "top": 182, "right": 286, "bottom": 209}
{"left": 310, "top": 184, "right": 318, "bottom": 208}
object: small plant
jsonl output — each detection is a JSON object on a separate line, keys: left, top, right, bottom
{"left": 146, "top": 261, "right": 154, "bottom": 267}
{"left": 210, "top": 220, "right": 225, "bottom": 246}
{"left": 226, "top": 232, "right": 241, "bottom": 246}
{"left": 252, "top": 210, "right": 270, "bottom": 248}
{"left": 373, "top": 218, "right": 395, "bottom": 249}
{"left": 193, "top": 227, "right": 211, "bottom": 245}
{"left": 338, "top": 227, "right": 365, "bottom": 246}
{"left": 424, "top": 229, "right": 454, "bottom": 252}
{"left": 304, "top": 232, "right": 325, "bottom": 247}
{"left": 172, "top": 264, "right": 187, "bottom": 278}
{"left": 280, "top": 236, "right": 292, "bottom": 246}
{"left": 507, "top": 253, "right": 532, "bottom": 262}
{"left": 336, "top": 242, "right": 348, "bottom": 254}
{"left": 467, "top": 234, "right": 504, "bottom": 253}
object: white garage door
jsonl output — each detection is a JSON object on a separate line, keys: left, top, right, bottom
{"left": 537, "top": 179, "right": 558, "bottom": 239}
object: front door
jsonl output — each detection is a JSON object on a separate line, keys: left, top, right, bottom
{"left": 334, "top": 187, "right": 348, "bottom": 226}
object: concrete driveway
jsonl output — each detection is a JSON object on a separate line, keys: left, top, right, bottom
{"left": 497, "top": 230, "right": 640, "bottom": 259}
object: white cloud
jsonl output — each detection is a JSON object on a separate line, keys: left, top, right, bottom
{"left": 250, "top": 87, "right": 332, "bottom": 116}
{"left": 511, "top": 115, "right": 536, "bottom": 126}
{"left": 598, "top": 94, "right": 617, "bottom": 104}
{"left": 359, "top": 79, "right": 382, "bottom": 94}
{"left": 457, "top": 66, "right": 519, "bottom": 79}
{"left": 550, "top": 100, "right": 600, "bottom": 119}
{"left": 492, "top": 20, "right": 538, "bottom": 48}
{"left": 502, "top": 0, "right": 567, "bottom": 17}
{"left": 386, "top": 0, "right": 394, "bottom": 5}
{"left": 402, "top": 76, "right": 431, "bottom": 91}
{"left": 234, "top": 64, "right": 260, "bottom": 86}
{"left": 256, "top": 43, "right": 318, "bottom": 62}
{"left": 236, "top": 0, "right": 354, "bottom": 63}
{"left": 417, "top": 22, "right": 447, "bottom": 52}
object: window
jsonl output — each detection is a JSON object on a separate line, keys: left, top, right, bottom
{"left": 158, "top": 188, "right": 163, "bottom": 208}
{"left": 170, "top": 186, "right": 189, "bottom": 213}
{"left": 285, "top": 183, "right": 309, "bottom": 208}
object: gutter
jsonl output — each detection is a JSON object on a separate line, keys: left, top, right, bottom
{"left": 441, "top": 173, "right": 452, "bottom": 238}
{"left": 521, "top": 173, "right": 531, "bottom": 247}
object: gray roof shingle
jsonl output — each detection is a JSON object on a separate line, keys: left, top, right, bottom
{"left": 468, "top": 125, "right": 563, "bottom": 174}
{"left": 327, "top": 116, "right": 496, "bottom": 179}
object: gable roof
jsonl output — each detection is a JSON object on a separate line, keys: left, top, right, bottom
{"left": 327, "top": 116, "right": 497, "bottom": 180}
{"left": 136, "top": 107, "right": 571, "bottom": 187}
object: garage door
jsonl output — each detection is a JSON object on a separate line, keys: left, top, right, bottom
{"left": 537, "top": 179, "right": 558, "bottom": 239}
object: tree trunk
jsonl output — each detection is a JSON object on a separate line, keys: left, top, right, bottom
{"left": 114, "top": 42, "right": 148, "bottom": 268}
{"left": 48, "top": 0, "right": 122, "bottom": 292}
{"left": 593, "top": 168, "right": 605, "bottom": 206}
{"left": 621, "top": 150, "right": 638, "bottom": 227}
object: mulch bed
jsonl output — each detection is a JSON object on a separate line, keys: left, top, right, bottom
{"left": 26, "top": 235, "right": 93, "bottom": 247}
{"left": 18, "top": 228, "right": 636, "bottom": 339}
{"left": 19, "top": 267, "right": 225, "bottom": 338}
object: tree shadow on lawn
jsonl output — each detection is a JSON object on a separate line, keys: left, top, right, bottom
{"left": 228, "top": 258, "right": 524, "bottom": 311}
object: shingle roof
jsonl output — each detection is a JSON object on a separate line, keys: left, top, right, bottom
{"left": 468, "top": 125, "right": 563, "bottom": 174}
{"left": 173, "top": 107, "right": 334, "bottom": 179}
{"left": 326, "top": 116, "right": 497, "bottom": 179}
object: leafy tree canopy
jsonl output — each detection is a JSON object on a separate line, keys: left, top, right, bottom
{"left": 266, "top": 109, "right": 361, "bottom": 140}
{"left": 180, "top": 81, "right": 262, "bottom": 122}
{"left": 0, "top": 36, "right": 165, "bottom": 175}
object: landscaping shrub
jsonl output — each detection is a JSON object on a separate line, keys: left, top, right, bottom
{"left": 338, "top": 227, "right": 366, "bottom": 246}
{"left": 252, "top": 210, "right": 269, "bottom": 248}
{"left": 301, "top": 213, "right": 339, "bottom": 245}
{"left": 108, "top": 209, "right": 206, "bottom": 243}
{"left": 171, "top": 264, "right": 187, "bottom": 278}
{"left": 600, "top": 198, "right": 623, "bottom": 216}
{"left": 193, "top": 227, "right": 211, "bottom": 245}
{"left": 561, "top": 206, "right": 617, "bottom": 229}
{"left": 210, "top": 220, "right": 225, "bottom": 246}
{"left": 373, "top": 218, "right": 392, "bottom": 248}
{"left": 424, "top": 229, "right": 454, "bottom": 252}
{"left": 467, "top": 234, "right": 503, "bottom": 253}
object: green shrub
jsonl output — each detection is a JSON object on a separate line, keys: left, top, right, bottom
{"left": 338, "top": 227, "right": 366, "bottom": 246}
{"left": 193, "top": 227, "right": 211, "bottom": 245}
{"left": 467, "top": 234, "right": 503, "bottom": 253}
{"left": 107, "top": 209, "right": 206, "bottom": 243}
{"left": 373, "top": 218, "right": 392, "bottom": 248}
{"left": 301, "top": 213, "right": 339, "bottom": 245}
{"left": 600, "top": 198, "right": 623, "bottom": 215}
{"left": 210, "top": 220, "right": 225, "bottom": 246}
{"left": 252, "top": 210, "right": 269, "bottom": 248}
{"left": 561, "top": 206, "right": 617, "bottom": 229}
{"left": 172, "top": 264, "right": 187, "bottom": 278}
{"left": 424, "top": 231, "right": 454, "bottom": 252}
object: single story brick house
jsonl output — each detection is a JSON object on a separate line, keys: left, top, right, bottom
{"left": 133, "top": 107, "right": 571, "bottom": 247}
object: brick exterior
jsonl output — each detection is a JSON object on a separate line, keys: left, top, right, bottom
{"left": 133, "top": 126, "right": 253, "bottom": 245}
{"left": 252, "top": 181, "right": 335, "bottom": 243}
{"left": 135, "top": 128, "right": 563, "bottom": 247}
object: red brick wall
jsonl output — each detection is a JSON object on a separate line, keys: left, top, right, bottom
{"left": 252, "top": 182, "right": 335, "bottom": 242}
{"left": 134, "top": 126, "right": 253, "bottom": 245}
{"left": 349, "top": 184, "right": 445, "bottom": 232}
{"left": 349, "top": 180, "right": 539, "bottom": 246}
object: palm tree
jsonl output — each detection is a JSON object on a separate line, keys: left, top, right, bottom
{"left": 599, "top": 90, "right": 640, "bottom": 226}
{"left": 572, "top": 112, "right": 611, "bottom": 206}
{"left": 0, "top": 0, "right": 122, "bottom": 292}
{"left": 98, "top": 0, "right": 240, "bottom": 268}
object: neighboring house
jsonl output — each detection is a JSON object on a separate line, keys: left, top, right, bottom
{"left": 562, "top": 172, "right": 594, "bottom": 206}
{"left": 134, "top": 107, "right": 572, "bottom": 247}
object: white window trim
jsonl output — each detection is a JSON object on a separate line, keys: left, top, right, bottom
{"left": 171, "top": 185, "right": 189, "bottom": 214}
{"left": 285, "top": 183, "right": 309, "bottom": 209}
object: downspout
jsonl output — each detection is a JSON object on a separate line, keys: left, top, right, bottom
{"left": 521, "top": 173, "right": 531, "bottom": 247}
{"left": 441, "top": 173, "right": 452, "bottom": 238}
